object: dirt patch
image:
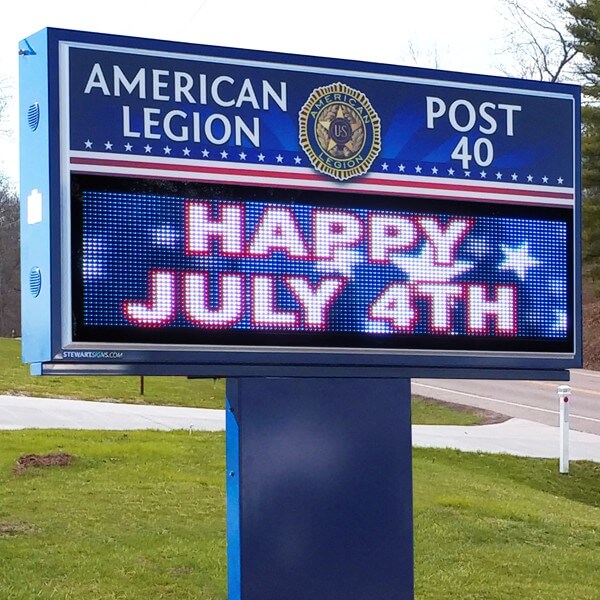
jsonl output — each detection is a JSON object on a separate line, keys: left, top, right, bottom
{"left": 13, "top": 453, "right": 75, "bottom": 475}
{"left": 0, "top": 522, "right": 37, "bottom": 537}
{"left": 168, "top": 567, "right": 194, "bottom": 575}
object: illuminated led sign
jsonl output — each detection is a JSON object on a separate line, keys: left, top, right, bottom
{"left": 19, "top": 28, "right": 581, "bottom": 375}
{"left": 72, "top": 177, "right": 571, "bottom": 354}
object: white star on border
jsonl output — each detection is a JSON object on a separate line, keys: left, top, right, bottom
{"left": 276, "top": 154, "right": 284, "bottom": 163}
{"left": 527, "top": 175, "right": 533, "bottom": 182}
{"left": 84, "top": 139, "right": 93, "bottom": 149}
{"left": 164, "top": 146, "right": 172, "bottom": 155}
{"left": 183, "top": 147, "right": 191, "bottom": 156}
{"left": 480, "top": 170, "right": 487, "bottom": 179}
{"left": 511, "top": 173, "right": 518, "bottom": 181}
{"left": 258, "top": 153, "right": 266, "bottom": 162}
{"left": 201, "top": 149, "right": 210, "bottom": 158}
{"left": 398, "top": 164, "right": 406, "bottom": 172}
{"left": 499, "top": 242, "right": 541, "bottom": 280}
{"left": 294, "top": 156, "right": 302, "bottom": 165}
{"left": 104, "top": 141, "right": 113, "bottom": 150}
{"left": 221, "top": 150, "right": 229, "bottom": 159}
{"left": 415, "top": 165, "right": 422, "bottom": 173}
{"left": 144, "top": 144, "right": 152, "bottom": 153}
{"left": 239, "top": 152, "right": 247, "bottom": 161}
{"left": 447, "top": 168, "right": 455, "bottom": 176}
{"left": 124, "top": 143, "right": 133, "bottom": 152}
{"left": 557, "top": 177, "right": 564, "bottom": 184}
{"left": 542, "top": 175, "right": 549, "bottom": 183}
{"left": 496, "top": 172, "right": 502, "bottom": 180}
{"left": 431, "top": 166, "right": 438, "bottom": 175}
{"left": 382, "top": 162, "right": 389, "bottom": 171}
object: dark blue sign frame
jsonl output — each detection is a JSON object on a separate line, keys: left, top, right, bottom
{"left": 19, "top": 28, "right": 581, "bottom": 378}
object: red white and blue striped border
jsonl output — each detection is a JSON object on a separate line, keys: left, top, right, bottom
{"left": 70, "top": 152, "right": 575, "bottom": 208}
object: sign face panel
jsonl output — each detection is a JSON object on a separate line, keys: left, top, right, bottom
{"left": 66, "top": 44, "right": 575, "bottom": 204}
{"left": 19, "top": 28, "right": 581, "bottom": 375}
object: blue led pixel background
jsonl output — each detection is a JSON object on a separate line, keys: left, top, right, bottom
{"left": 74, "top": 180, "right": 571, "bottom": 350}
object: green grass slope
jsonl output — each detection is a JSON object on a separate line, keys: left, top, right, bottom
{"left": 0, "top": 430, "right": 598, "bottom": 599}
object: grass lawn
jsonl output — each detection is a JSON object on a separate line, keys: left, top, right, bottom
{"left": 1, "top": 337, "right": 226, "bottom": 410}
{"left": 0, "top": 430, "right": 227, "bottom": 600}
{"left": 0, "top": 338, "right": 485, "bottom": 425}
{"left": 0, "top": 430, "right": 598, "bottom": 599}
{"left": 410, "top": 395, "right": 485, "bottom": 426}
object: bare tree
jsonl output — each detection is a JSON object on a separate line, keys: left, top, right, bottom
{"left": 404, "top": 40, "right": 444, "bottom": 70}
{"left": 0, "top": 177, "right": 19, "bottom": 337}
{"left": 0, "top": 76, "right": 11, "bottom": 140}
{"left": 0, "top": 75, "right": 19, "bottom": 337}
{"left": 497, "top": 0, "right": 580, "bottom": 82}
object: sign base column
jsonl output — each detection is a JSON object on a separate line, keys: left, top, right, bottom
{"left": 226, "top": 376, "right": 414, "bottom": 600}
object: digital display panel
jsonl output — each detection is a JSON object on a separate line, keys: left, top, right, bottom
{"left": 71, "top": 176, "right": 573, "bottom": 353}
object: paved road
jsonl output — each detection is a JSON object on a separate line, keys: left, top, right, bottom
{"left": 413, "top": 369, "right": 600, "bottom": 435}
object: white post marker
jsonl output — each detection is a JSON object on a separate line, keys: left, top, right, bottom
{"left": 557, "top": 385, "right": 571, "bottom": 475}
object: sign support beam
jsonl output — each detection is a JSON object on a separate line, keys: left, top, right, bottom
{"left": 226, "top": 377, "right": 414, "bottom": 600}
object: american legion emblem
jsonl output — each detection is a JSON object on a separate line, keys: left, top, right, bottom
{"left": 299, "top": 82, "right": 381, "bottom": 181}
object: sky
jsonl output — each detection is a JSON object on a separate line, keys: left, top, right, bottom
{"left": 0, "top": 0, "right": 515, "bottom": 186}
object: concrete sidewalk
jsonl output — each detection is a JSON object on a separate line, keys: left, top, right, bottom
{"left": 0, "top": 395, "right": 225, "bottom": 432}
{"left": 1, "top": 395, "right": 599, "bottom": 462}
{"left": 411, "top": 418, "right": 600, "bottom": 461}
